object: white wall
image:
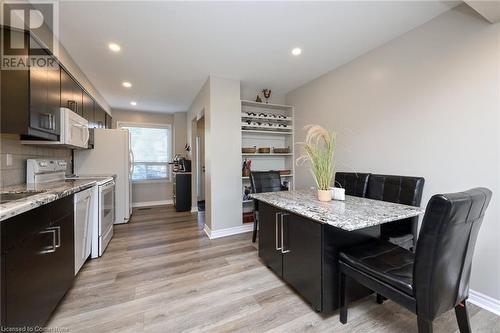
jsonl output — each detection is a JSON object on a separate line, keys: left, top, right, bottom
{"left": 187, "top": 76, "right": 242, "bottom": 232}
{"left": 286, "top": 5, "right": 500, "bottom": 302}
{"left": 112, "top": 109, "right": 187, "bottom": 205}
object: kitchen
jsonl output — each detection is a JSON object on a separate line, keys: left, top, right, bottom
{"left": 1, "top": 1, "right": 500, "bottom": 332}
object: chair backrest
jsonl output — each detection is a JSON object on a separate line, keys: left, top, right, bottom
{"left": 367, "top": 174, "right": 425, "bottom": 240}
{"left": 366, "top": 174, "right": 425, "bottom": 206}
{"left": 414, "top": 188, "right": 492, "bottom": 320}
{"left": 249, "top": 171, "right": 282, "bottom": 194}
{"left": 334, "top": 172, "right": 370, "bottom": 197}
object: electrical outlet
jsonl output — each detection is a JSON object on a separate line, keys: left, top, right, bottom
{"left": 6, "top": 154, "right": 13, "bottom": 167}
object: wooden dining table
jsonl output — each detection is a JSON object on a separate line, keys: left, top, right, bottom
{"left": 251, "top": 189, "right": 424, "bottom": 313}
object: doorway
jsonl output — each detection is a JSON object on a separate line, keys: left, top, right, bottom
{"left": 195, "top": 115, "right": 205, "bottom": 211}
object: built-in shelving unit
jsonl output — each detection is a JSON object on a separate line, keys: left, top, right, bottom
{"left": 241, "top": 100, "right": 295, "bottom": 222}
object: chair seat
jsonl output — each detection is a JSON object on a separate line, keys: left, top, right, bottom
{"left": 339, "top": 240, "right": 415, "bottom": 295}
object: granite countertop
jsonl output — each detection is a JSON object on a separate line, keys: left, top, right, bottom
{"left": 0, "top": 179, "right": 99, "bottom": 222}
{"left": 250, "top": 190, "right": 425, "bottom": 231}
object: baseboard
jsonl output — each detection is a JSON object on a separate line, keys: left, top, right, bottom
{"left": 132, "top": 200, "right": 173, "bottom": 208}
{"left": 469, "top": 289, "right": 500, "bottom": 316}
{"left": 203, "top": 223, "right": 253, "bottom": 239}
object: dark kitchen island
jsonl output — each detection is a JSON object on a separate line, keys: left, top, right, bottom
{"left": 251, "top": 190, "right": 424, "bottom": 313}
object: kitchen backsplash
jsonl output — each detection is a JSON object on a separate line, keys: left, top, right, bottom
{"left": 0, "top": 134, "right": 72, "bottom": 187}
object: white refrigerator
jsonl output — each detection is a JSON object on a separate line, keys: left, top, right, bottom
{"left": 74, "top": 128, "right": 132, "bottom": 224}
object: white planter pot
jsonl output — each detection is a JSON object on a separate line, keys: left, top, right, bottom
{"left": 317, "top": 190, "right": 332, "bottom": 202}
{"left": 331, "top": 187, "right": 345, "bottom": 201}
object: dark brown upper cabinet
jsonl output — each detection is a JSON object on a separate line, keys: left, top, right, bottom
{"left": 60, "top": 68, "right": 83, "bottom": 116}
{"left": 105, "top": 114, "right": 112, "bottom": 129}
{"left": 94, "top": 105, "right": 106, "bottom": 128}
{"left": 82, "top": 91, "right": 95, "bottom": 127}
{"left": 0, "top": 27, "right": 61, "bottom": 141}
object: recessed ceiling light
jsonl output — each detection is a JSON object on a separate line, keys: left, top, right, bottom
{"left": 122, "top": 81, "right": 132, "bottom": 88}
{"left": 130, "top": 101, "right": 137, "bottom": 106}
{"left": 108, "top": 43, "right": 121, "bottom": 52}
{"left": 291, "top": 47, "right": 302, "bottom": 56}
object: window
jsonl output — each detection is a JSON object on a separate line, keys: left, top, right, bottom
{"left": 119, "top": 123, "right": 171, "bottom": 182}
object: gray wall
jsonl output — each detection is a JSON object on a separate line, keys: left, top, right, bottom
{"left": 286, "top": 5, "right": 500, "bottom": 301}
{"left": 112, "top": 109, "right": 187, "bottom": 205}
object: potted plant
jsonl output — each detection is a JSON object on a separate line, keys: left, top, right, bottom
{"left": 297, "top": 125, "right": 336, "bottom": 202}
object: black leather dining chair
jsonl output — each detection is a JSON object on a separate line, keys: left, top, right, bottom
{"left": 366, "top": 174, "right": 425, "bottom": 250}
{"left": 338, "top": 187, "right": 492, "bottom": 333}
{"left": 334, "top": 172, "right": 370, "bottom": 197}
{"left": 249, "top": 171, "right": 285, "bottom": 243}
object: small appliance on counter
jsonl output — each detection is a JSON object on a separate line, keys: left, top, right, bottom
{"left": 170, "top": 155, "right": 191, "bottom": 173}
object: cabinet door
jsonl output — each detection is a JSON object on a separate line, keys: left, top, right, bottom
{"left": 258, "top": 202, "right": 283, "bottom": 277}
{"left": 95, "top": 105, "right": 106, "bottom": 128}
{"left": 282, "top": 213, "right": 322, "bottom": 311}
{"left": 4, "top": 210, "right": 54, "bottom": 327}
{"left": 50, "top": 214, "right": 75, "bottom": 300}
{"left": 82, "top": 91, "right": 95, "bottom": 125}
{"left": 60, "top": 68, "right": 83, "bottom": 116}
{"left": 105, "top": 114, "right": 112, "bottom": 129}
{"left": 29, "top": 37, "right": 60, "bottom": 136}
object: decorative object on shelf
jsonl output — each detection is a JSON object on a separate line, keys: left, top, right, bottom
{"left": 297, "top": 125, "right": 336, "bottom": 202}
{"left": 331, "top": 186, "right": 345, "bottom": 201}
{"left": 277, "top": 169, "right": 292, "bottom": 175}
{"left": 262, "top": 89, "right": 272, "bottom": 103}
{"left": 242, "top": 146, "right": 257, "bottom": 153}
{"left": 242, "top": 158, "right": 252, "bottom": 177}
{"left": 273, "top": 147, "right": 290, "bottom": 154}
{"left": 242, "top": 212, "right": 254, "bottom": 223}
{"left": 255, "top": 95, "right": 262, "bottom": 103}
{"left": 258, "top": 147, "right": 271, "bottom": 154}
{"left": 282, "top": 180, "right": 290, "bottom": 191}
{"left": 243, "top": 186, "right": 252, "bottom": 200}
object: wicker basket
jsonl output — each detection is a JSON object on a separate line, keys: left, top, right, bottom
{"left": 273, "top": 147, "right": 290, "bottom": 154}
{"left": 258, "top": 147, "right": 271, "bottom": 154}
{"left": 242, "top": 146, "right": 257, "bottom": 153}
{"left": 278, "top": 169, "right": 292, "bottom": 175}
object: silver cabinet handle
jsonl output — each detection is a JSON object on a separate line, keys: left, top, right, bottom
{"left": 47, "top": 226, "right": 61, "bottom": 247}
{"left": 275, "top": 212, "right": 282, "bottom": 251}
{"left": 39, "top": 229, "right": 56, "bottom": 254}
{"left": 281, "top": 213, "right": 290, "bottom": 254}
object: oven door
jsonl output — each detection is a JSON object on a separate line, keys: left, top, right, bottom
{"left": 99, "top": 180, "right": 115, "bottom": 237}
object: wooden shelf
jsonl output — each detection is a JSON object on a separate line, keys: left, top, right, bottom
{"left": 241, "top": 113, "right": 293, "bottom": 122}
{"left": 242, "top": 174, "right": 293, "bottom": 180}
{"left": 241, "top": 100, "right": 293, "bottom": 110}
{"left": 242, "top": 153, "right": 293, "bottom": 156}
{"left": 242, "top": 129, "right": 293, "bottom": 135}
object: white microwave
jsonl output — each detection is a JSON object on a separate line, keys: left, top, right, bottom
{"left": 22, "top": 108, "right": 90, "bottom": 149}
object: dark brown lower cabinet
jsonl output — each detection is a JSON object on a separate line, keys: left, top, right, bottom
{"left": 258, "top": 201, "right": 378, "bottom": 313}
{"left": 1, "top": 196, "right": 75, "bottom": 327}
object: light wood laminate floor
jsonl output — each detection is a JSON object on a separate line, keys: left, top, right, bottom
{"left": 48, "top": 205, "right": 500, "bottom": 332}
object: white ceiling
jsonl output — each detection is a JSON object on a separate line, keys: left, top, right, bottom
{"left": 58, "top": 1, "right": 458, "bottom": 113}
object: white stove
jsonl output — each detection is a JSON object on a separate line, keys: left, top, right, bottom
{"left": 27, "top": 159, "right": 115, "bottom": 261}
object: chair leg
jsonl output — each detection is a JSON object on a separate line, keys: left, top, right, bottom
{"left": 252, "top": 212, "right": 258, "bottom": 243}
{"left": 339, "top": 272, "right": 348, "bottom": 324}
{"left": 417, "top": 317, "right": 433, "bottom": 333}
{"left": 455, "top": 301, "right": 472, "bottom": 333}
{"left": 376, "top": 293, "right": 386, "bottom": 304}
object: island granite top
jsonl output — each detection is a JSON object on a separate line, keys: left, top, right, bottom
{"left": 0, "top": 179, "right": 100, "bottom": 222}
{"left": 250, "top": 190, "right": 425, "bottom": 231}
